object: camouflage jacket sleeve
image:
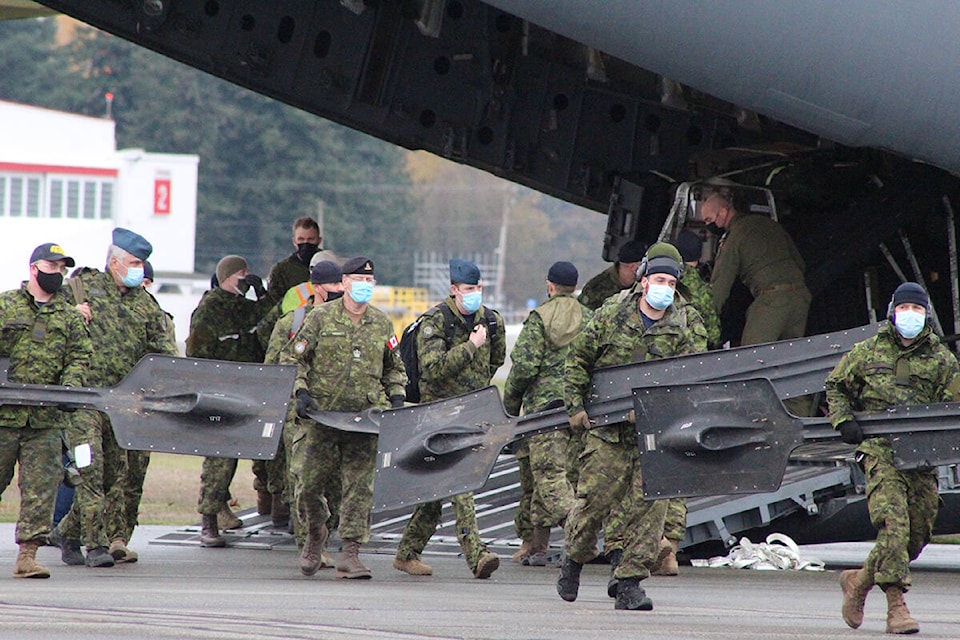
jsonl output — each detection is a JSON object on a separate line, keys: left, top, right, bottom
{"left": 381, "top": 325, "right": 408, "bottom": 401}
{"left": 256, "top": 302, "right": 282, "bottom": 352}
{"left": 824, "top": 340, "right": 871, "bottom": 427}
{"left": 563, "top": 306, "right": 609, "bottom": 416}
{"left": 142, "top": 294, "right": 178, "bottom": 357}
{"left": 502, "top": 311, "right": 545, "bottom": 415}
{"left": 489, "top": 309, "right": 507, "bottom": 380}
{"left": 418, "top": 306, "right": 479, "bottom": 383}
{"left": 58, "top": 297, "right": 93, "bottom": 389}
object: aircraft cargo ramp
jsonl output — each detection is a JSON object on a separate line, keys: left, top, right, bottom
{"left": 152, "top": 449, "right": 960, "bottom": 558}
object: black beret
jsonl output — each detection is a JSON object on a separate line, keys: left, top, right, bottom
{"left": 547, "top": 261, "right": 578, "bottom": 286}
{"left": 310, "top": 260, "right": 342, "bottom": 284}
{"left": 617, "top": 240, "right": 646, "bottom": 263}
{"left": 449, "top": 258, "right": 481, "bottom": 284}
{"left": 342, "top": 256, "right": 375, "bottom": 276}
{"left": 674, "top": 231, "right": 702, "bottom": 263}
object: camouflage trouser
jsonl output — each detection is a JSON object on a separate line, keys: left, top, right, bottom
{"left": 116, "top": 450, "right": 150, "bottom": 543}
{"left": 606, "top": 496, "right": 685, "bottom": 551}
{"left": 513, "top": 440, "right": 533, "bottom": 542}
{"left": 397, "top": 492, "right": 489, "bottom": 572}
{"left": 565, "top": 424, "right": 667, "bottom": 580}
{"left": 0, "top": 425, "right": 60, "bottom": 543}
{"left": 528, "top": 430, "right": 574, "bottom": 527}
{"left": 252, "top": 438, "right": 286, "bottom": 496}
{"left": 59, "top": 410, "right": 128, "bottom": 549}
{"left": 861, "top": 450, "right": 939, "bottom": 590}
{"left": 197, "top": 456, "right": 238, "bottom": 516}
{"left": 290, "top": 420, "right": 374, "bottom": 543}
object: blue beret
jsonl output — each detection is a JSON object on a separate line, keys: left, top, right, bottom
{"left": 449, "top": 258, "right": 481, "bottom": 285}
{"left": 547, "top": 261, "right": 578, "bottom": 286}
{"left": 112, "top": 227, "right": 153, "bottom": 260}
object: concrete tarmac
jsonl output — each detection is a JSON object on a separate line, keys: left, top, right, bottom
{"left": 1, "top": 524, "right": 959, "bottom": 640}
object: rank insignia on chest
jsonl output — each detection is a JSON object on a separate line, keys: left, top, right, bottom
{"left": 353, "top": 346, "right": 361, "bottom": 359}
{"left": 294, "top": 339, "right": 308, "bottom": 354}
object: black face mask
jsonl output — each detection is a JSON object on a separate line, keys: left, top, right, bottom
{"left": 36, "top": 270, "right": 63, "bottom": 294}
{"left": 325, "top": 291, "right": 344, "bottom": 302}
{"left": 705, "top": 222, "right": 723, "bottom": 236}
{"left": 296, "top": 243, "right": 319, "bottom": 264}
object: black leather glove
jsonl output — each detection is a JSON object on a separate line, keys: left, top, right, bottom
{"left": 389, "top": 394, "right": 405, "bottom": 409}
{"left": 838, "top": 418, "right": 864, "bottom": 445}
{"left": 243, "top": 274, "right": 267, "bottom": 299}
{"left": 295, "top": 389, "right": 318, "bottom": 419}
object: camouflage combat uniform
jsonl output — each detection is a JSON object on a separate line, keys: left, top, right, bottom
{"left": 0, "top": 284, "right": 91, "bottom": 545}
{"left": 678, "top": 266, "right": 721, "bottom": 349}
{"left": 280, "top": 298, "right": 405, "bottom": 544}
{"left": 503, "top": 294, "right": 591, "bottom": 529}
{"left": 711, "top": 212, "right": 811, "bottom": 345}
{"left": 825, "top": 322, "right": 960, "bottom": 590}
{"left": 264, "top": 304, "right": 342, "bottom": 546}
{"left": 57, "top": 270, "right": 177, "bottom": 551}
{"left": 266, "top": 254, "right": 310, "bottom": 306}
{"left": 577, "top": 265, "right": 626, "bottom": 311}
{"left": 395, "top": 296, "right": 506, "bottom": 574}
{"left": 186, "top": 286, "right": 271, "bottom": 517}
{"left": 564, "top": 290, "right": 707, "bottom": 581}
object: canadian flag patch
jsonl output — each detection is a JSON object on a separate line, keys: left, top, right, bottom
{"left": 387, "top": 334, "right": 399, "bottom": 350}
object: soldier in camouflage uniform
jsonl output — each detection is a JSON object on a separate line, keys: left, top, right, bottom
{"left": 263, "top": 261, "right": 343, "bottom": 568}
{"left": 576, "top": 240, "right": 646, "bottom": 311}
{"left": 393, "top": 259, "right": 506, "bottom": 579}
{"left": 558, "top": 245, "right": 707, "bottom": 611}
{"left": 0, "top": 243, "right": 91, "bottom": 578}
{"left": 265, "top": 216, "right": 322, "bottom": 305}
{"left": 186, "top": 254, "right": 272, "bottom": 547}
{"left": 826, "top": 282, "right": 960, "bottom": 635}
{"left": 51, "top": 228, "right": 177, "bottom": 568}
{"left": 283, "top": 256, "right": 405, "bottom": 579}
{"left": 700, "top": 184, "right": 811, "bottom": 345}
{"left": 503, "top": 261, "right": 591, "bottom": 566}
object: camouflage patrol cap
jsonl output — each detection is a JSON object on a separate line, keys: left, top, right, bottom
{"left": 30, "top": 242, "right": 75, "bottom": 268}
{"left": 342, "top": 256, "right": 375, "bottom": 276}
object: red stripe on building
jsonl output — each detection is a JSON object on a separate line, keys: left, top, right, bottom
{"left": 0, "top": 162, "right": 118, "bottom": 177}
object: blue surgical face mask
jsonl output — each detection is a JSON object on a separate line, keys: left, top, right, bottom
{"left": 461, "top": 291, "right": 482, "bottom": 313}
{"left": 121, "top": 266, "right": 144, "bottom": 288}
{"left": 349, "top": 281, "right": 374, "bottom": 304}
{"left": 645, "top": 283, "right": 675, "bottom": 310}
{"left": 894, "top": 309, "right": 925, "bottom": 339}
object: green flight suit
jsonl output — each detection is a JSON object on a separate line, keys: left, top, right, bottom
{"left": 711, "top": 212, "right": 811, "bottom": 345}
{"left": 0, "top": 284, "right": 91, "bottom": 544}
{"left": 826, "top": 322, "right": 960, "bottom": 590}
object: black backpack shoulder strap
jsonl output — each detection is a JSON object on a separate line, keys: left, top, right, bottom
{"left": 437, "top": 302, "right": 459, "bottom": 345}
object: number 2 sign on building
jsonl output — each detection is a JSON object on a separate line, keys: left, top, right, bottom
{"left": 154, "top": 177, "right": 172, "bottom": 215}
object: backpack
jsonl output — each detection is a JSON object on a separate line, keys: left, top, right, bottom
{"left": 399, "top": 302, "right": 499, "bottom": 403}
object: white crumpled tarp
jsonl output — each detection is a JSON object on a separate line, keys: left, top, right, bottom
{"left": 690, "top": 533, "right": 825, "bottom": 571}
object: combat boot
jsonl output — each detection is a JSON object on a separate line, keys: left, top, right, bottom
{"left": 109, "top": 538, "right": 138, "bottom": 563}
{"left": 256, "top": 488, "right": 271, "bottom": 515}
{"left": 557, "top": 556, "right": 583, "bottom": 602}
{"left": 606, "top": 548, "right": 623, "bottom": 598}
{"left": 49, "top": 527, "right": 84, "bottom": 566}
{"left": 320, "top": 550, "right": 334, "bottom": 569}
{"left": 298, "top": 522, "right": 328, "bottom": 576}
{"left": 474, "top": 551, "right": 500, "bottom": 579}
{"left": 614, "top": 577, "right": 654, "bottom": 611}
{"left": 652, "top": 538, "right": 679, "bottom": 576}
{"left": 393, "top": 555, "right": 433, "bottom": 575}
{"left": 200, "top": 514, "right": 225, "bottom": 548}
{"left": 523, "top": 526, "right": 551, "bottom": 567}
{"left": 840, "top": 568, "right": 873, "bottom": 629}
{"left": 336, "top": 539, "right": 372, "bottom": 579}
{"left": 271, "top": 494, "right": 290, "bottom": 529}
{"left": 85, "top": 546, "right": 115, "bottom": 567}
{"left": 217, "top": 504, "right": 243, "bottom": 531}
{"left": 884, "top": 586, "right": 919, "bottom": 634}
{"left": 511, "top": 539, "right": 532, "bottom": 563}
{"left": 13, "top": 541, "right": 50, "bottom": 578}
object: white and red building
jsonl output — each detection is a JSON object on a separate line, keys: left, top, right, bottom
{"left": 0, "top": 99, "right": 203, "bottom": 348}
